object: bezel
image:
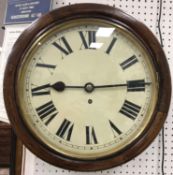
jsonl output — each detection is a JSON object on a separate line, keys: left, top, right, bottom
{"left": 16, "top": 18, "right": 158, "bottom": 160}
{"left": 3, "top": 3, "right": 171, "bottom": 171}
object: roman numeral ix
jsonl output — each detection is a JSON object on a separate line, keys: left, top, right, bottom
{"left": 56, "top": 119, "right": 74, "bottom": 141}
{"left": 32, "top": 84, "right": 50, "bottom": 96}
{"left": 119, "top": 100, "right": 141, "bottom": 120}
{"left": 36, "top": 101, "right": 58, "bottom": 125}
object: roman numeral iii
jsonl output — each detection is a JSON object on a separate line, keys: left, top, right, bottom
{"left": 79, "top": 31, "right": 96, "bottom": 49}
{"left": 36, "top": 101, "right": 58, "bottom": 125}
{"left": 119, "top": 100, "right": 141, "bottom": 120}
{"left": 86, "top": 126, "right": 98, "bottom": 144}
{"left": 52, "top": 36, "right": 73, "bottom": 56}
{"left": 56, "top": 119, "right": 74, "bottom": 141}
{"left": 127, "top": 79, "right": 145, "bottom": 92}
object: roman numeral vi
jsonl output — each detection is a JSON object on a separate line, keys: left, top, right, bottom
{"left": 86, "top": 126, "right": 98, "bottom": 144}
{"left": 31, "top": 84, "right": 50, "bottom": 96}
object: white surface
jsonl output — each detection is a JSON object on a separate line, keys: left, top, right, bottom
{"left": 0, "top": 25, "right": 28, "bottom": 123}
{"left": 22, "top": 148, "right": 36, "bottom": 175}
{"left": 0, "top": 0, "right": 172, "bottom": 174}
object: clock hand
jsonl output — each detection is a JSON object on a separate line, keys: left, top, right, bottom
{"left": 51, "top": 81, "right": 151, "bottom": 93}
{"left": 51, "top": 81, "right": 84, "bottom": 91}
{"left": 93, "top": 82, "right": 151, "bottom": 88}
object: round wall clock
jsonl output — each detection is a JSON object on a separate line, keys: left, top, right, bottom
{"left": 3, "top": 3, "right": 171, "bottom": 171}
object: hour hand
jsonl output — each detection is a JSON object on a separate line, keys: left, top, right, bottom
{"left": 51, "top": 81, "right": 97, "bottom": 93}
{"left": 51, "top": 81, "right": 84, "bottom": 92}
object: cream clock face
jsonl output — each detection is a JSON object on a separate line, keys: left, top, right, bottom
{"left": 17, "top": 19, "right": 158, "bottom": 159}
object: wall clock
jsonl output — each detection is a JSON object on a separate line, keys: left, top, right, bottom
{"left": 3, "top": 3, "right": 171, "bottom": 171}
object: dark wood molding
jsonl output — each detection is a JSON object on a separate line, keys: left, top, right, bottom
{"left": 15, "top": 140, "right": 23, "bottom": 175}
{"left": 3, "top": 4, "right": 171, "bottom": 171}
{"left": 0, "top": 122, "right": 23, "bottom": 174}
{"left": 0, "top": 122, "right": 12, "bottom": 167}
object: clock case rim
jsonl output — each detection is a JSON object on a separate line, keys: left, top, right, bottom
{"left": 3, "top": 3, "right": 171, "bottom": 171}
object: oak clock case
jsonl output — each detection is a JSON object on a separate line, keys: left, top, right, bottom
{"left": 3, "top": 4, "right": 171, "bottom": 171}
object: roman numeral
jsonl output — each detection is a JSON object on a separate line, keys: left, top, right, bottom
{"left": 36, "top": 101, "right": 58, "bottom": 125}
{"left": 127, "top": 79, "right": 145, "bottom": 92}
{"left": 56, "top": 119, "right": 74, "bottom": 141}
{"left": 106, "top": 37, "right": 117, "bottom": 54}
{"left": 31, "top": 84, "right": 50, "bottom": 96}
{"left": 86, "top": 126, "right": 98, "bottom": 144}
{"left": 52, "top": 36, "right": 73, "bottom": 56}
{"left": 109, "top": 120, "right": 122, "bottom": 136}
{"left": 120, "top": 55, "right": 138, "bottom": 70}
{"left": 79, "top": 31, "right": 96, "bottom": 49}
{"left": 36, "top": 63, "right": 56, "bottom": 69}
{"left": 119, "top": 100, "right": 141, "bottom": 120}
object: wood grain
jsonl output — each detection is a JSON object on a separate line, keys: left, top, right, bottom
{"left": 0, "top": 122, "right": 11, "bottom": 167}
{"left": 0, "top": 122, "right": 23, "bottom": 174}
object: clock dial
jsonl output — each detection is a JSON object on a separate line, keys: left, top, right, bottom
{"left": 16, "top": 19, "right": 158, "bottom": 159}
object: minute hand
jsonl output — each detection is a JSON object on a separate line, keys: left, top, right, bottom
{"left": 66, "top": 81, "right": 151, "bottom": 93}
{"left": 51, "top": 81, "right": 151, "bottom": 93}
{"left": 94, "top": 82, "right": 151, "bottom": 88}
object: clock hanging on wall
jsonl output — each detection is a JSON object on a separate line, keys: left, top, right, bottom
{"left": 3, "top": 4, "right": 171, "bottom": 171}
